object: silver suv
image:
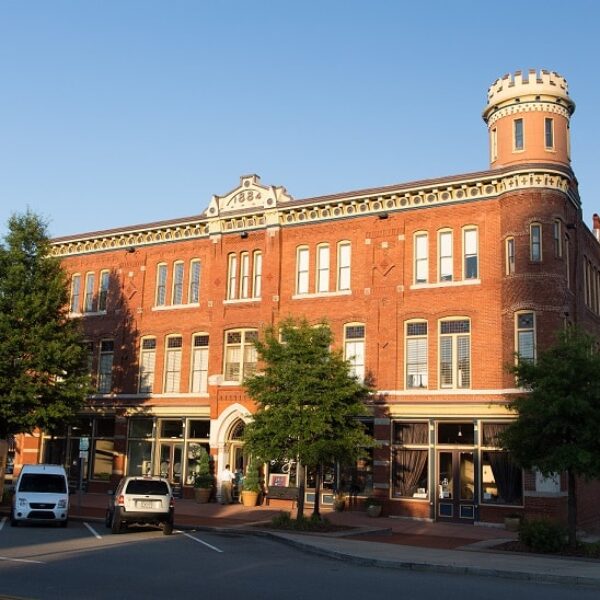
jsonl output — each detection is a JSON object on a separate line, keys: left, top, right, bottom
{"left": 105, "top": 476, "right": 174, "bottom": 535}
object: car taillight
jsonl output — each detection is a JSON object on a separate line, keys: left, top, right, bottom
{"left": 169, "top": 497, "right": 174, "bottom": 509}
{"left": 117, "top": 494, "right": 125, "bottom": 506}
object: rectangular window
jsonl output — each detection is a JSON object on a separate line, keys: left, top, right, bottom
{"left": 337, "top": 242, "right": 351, "bottom": 291}
{"left": 252, "top": 252, "right": 262, "bottom": 299}
{"left": 84, "top": 272, "right": 95, "bottom": 313}
{"left": 439, "top": 320, "right": 470, "bottom": 389}
{"left": 438, "top": 231, "right": 453, "bottom": 282}
{"left": 172, "top": 262, "right": 184, "bottom": 305}
{"left": 565, "top": 236, "right": 571, "bottom": 288}
{"left": 506, "top": 237, "right": 515, "bottom": 275}
{"left": 344, "top": 324, "right": 365, "bottom": 382}
{"left": 139, "top": 338, "right": 156, "bottom": 393}
{"left": 227, "top": 254, "right": 238, "bottom": 300}
{"left": 240, "top": 252, "right": 250, "bottom": 299}
{"left": 156, "top": 264, "right": 168, "bottom": 306}
{"left": 414, "top": 233, "right": 428, "bottom": 284}
{"left": 553, "top": 220, "right": 562, "bottom": 258}
{"left": 296, "top": 247, "right": 309, "bottom": 295}
{"left": 545, "top": 118, "right": 554, "bottom": 149}
{"left": 98, "top": 270, "right": 109, "bottom": 312}
{"left": 463, "top": 228, "right": 478, "bottom": 279}
{"left": 491, "top": 127, "right": 497, "bottom": 162}
{"left": 189, "top": 259, "right": 201, "bottom": 304}
{"left": 316, "top": 244, "right": 330, "bottom": 293}
{"left": 406, "top": 322, "right": 428, "bottom": 388}
{"left": 224, "top": 330, "right": 258, "bottom": 382}
{"left": 164, "top": 336, "right": 183, "bottom": 393}
{"left": 70, "top": 274, "right": 81, "bottom": 313}
{"left": 530, "top": 223, "right": 542, "bottom": 262}
{"left": 97, "top": 340, "right": 114, "bottom": 393}
{"left": 516, "top": 312, "right": 535, "bottom": 363}
{"left": 392, "top": 422, "right": 429, "bottom": 499}
{"left": 191, "top": 334, "right": 209, "bottom": 394}
{"left": 514, "top": 118, "right": 524, "bottom": 151}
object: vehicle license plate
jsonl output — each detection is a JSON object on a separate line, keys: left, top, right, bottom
{"left": 139, "top": 501, "right": 152, "bottom": 509}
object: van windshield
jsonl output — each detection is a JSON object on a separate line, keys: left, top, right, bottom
{"left": 19, "top": 474, "right": 67, "bottom": 494}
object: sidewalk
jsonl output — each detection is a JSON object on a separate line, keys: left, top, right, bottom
{"left": 66, "top": 493, "right": 600, "bottom": 588}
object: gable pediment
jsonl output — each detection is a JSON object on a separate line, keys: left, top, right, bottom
{"left": 206, "top": 174, "right": 293, "bottom": 217}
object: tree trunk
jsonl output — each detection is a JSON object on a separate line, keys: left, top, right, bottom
{"left": 567, "top": 469, "right": 578, "bottom": 549}
{"left": 296, "top": 462, "right": 305, "bottom": 520}
{"left": 312, "top": 463, "right": 322, "bottom": 519}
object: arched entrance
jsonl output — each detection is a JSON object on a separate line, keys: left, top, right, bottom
{"left": 228, "top": 419, "right": 246, "bottom": 474}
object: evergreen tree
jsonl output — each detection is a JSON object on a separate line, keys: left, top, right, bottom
{"left": 502, "top": 327, "right": 600, "bottom": 548}
{"left": 243, "top": 317, "right": 373, "bottom": 519}
{"left": 0, "top": 212, "right": 90, "bottom": 439}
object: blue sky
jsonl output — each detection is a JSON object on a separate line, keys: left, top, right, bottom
{"left": 1, "top": 0, "right": 599, "bottom": 238}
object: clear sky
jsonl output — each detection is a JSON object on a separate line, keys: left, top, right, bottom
{"left": 1, "top": 0, "right": 599, "bottom": 239}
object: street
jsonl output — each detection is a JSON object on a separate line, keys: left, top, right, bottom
{"left": 0, "top": 518, "right": 597, "bottom": 600}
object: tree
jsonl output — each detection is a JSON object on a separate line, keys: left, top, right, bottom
{"left": 501, "top": 327, "right": 600, "bottom": 548}
{"left": 0, "top": 212, "right": 90, "bottom": 440}
{"left": 243, "top": 317, "right": 373, "bottom": 519}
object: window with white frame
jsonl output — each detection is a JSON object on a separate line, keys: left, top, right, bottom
{"left": 515, "top": 312, "right": 535, "bottom": 363}
{"left": 439, "top": 319, "right": 470, "bottom": 389}
{"left": 139, "top": 338, "right": 156, "bottom": 393}
{"left": 344, "top": 324, "right": 365, "bottom": 382}
{"left": 240, "top": 252, "right": 250, "bottom": 299}
{"left": 544, "top": 118, "right": 554, "bottom": 150}
{"left": 172, "top": 261, "right": 184, "bottom": 305}
{"left": 506, "top": 237, "right": 515, "bottom": 275}
{"left": 392, "top": 422, "right": 429, "bottom": 499}
{"left": 97, "top": 340, "right": 114, "bottom": 393}
{"left": 337, "top": 242, "right": 351, "bottom": 291}
{"left": 438, "top": 230, "right": 453, "bottom": 282}
{"left": 98, "top": 270, "right": 110, "bottom": 312}
{"left": 191, "top": 334, "right": 209, "bottom": 393}
{"left": 406, "top": 321, "right": 428, "bottom": 389}
{"left": 414, "top": 233, "right": 428, "bottom": 284}
{"left": 84, "top": 272, "right": 96, "bottom": 313}
{"left": 296, "top": 247, "right": 309, "bottom": 295}
{"left": 490, "top": 127, "right": 497, "bottom": 162}
{"left": 252, "top": 251, "right": 262, "bottom": 299}
{"left": 514, "top": 118, "right": 524, "bottom": 151}
{"left": 227, "top": 254, "right": 238, "bottom": 300}
{"left": 224, "top": 329, "right": 258, "bottom": 383}
{"left": 156, "top": 264, "right": 168, "bottom": 306}
{"left": 530, "top": 223, "right": 542, "bottom": 262}
{"left": 553, "top": 220, "right": 562, "bottom": 258}
{"left": 463, "top": 227, "right": 478, "bottom": 279}
{"left": 316, "top": 244, "right": 330, "bottom": 293}
{"left": 164, "top": 336, "right": 183, "bottom": 393}
{"left": 70, "top": 274, "right": 81, "bottom": 313}
{"left": 189, "top": 259, "right": 201, "bottom": 304}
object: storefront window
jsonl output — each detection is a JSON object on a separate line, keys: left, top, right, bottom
{"left": 127, "top": 418, "right": 154, "bottom": 476}
{"left": 392, "top": 422, "right": 429, "bottom": 499}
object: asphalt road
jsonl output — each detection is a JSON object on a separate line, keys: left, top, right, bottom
{"left": 0, "top": 517, "right": 597, "bottom": 600}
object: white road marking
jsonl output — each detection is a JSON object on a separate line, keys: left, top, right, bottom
{"left": 0, "top": 556, "right": 45, "bottom": 564}
{"left": 182, "top": 532, "right": 224, "bottom": 553}
{"left": 0, "top": 517, "right": 6, "bottom": 531}
{"left": 83, "top": 522, "right": 102, "bottom": 539}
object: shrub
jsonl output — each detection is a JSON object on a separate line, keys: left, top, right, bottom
{"left": 519, "top": 519, "right": 567, "bottom": 553}
{"left": 270, "top": 512, "right": 333, "bottom": 531}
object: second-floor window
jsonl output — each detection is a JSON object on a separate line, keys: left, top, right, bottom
{"left": 344, "top": 324, "right": 365, "bottom": 382}
{"left": 191, "top": 334, "right": 209, "bottom": 393}
{"left": 164, "top": 336, "right": 183, "bottom": 393}
{"left": 516, "top": 312, "right": 535, "bottom": 363}
{"left": 97, "top": 340, "right": 114, "bottom": 393}
{"left": 438, "top": 231, "right": 453, "bottom": 282}
{"left": 553, "top": 220, "right": 562, "bottom": 258}
{"left": 156, "top": 264, "right": 168, "bottom": 306}
{"left": 296, "top": 247, "right": 310, "bottom": 295}
{"left": 84, "top": 272, "right": 95, "bottom": 313}
{"left": 506, "top": 237, "right": 515, "bottom": 275}
{"left": 139, "top": 338, "right": 156, "bottom": 393}
{"left": 70, "top": 274, "right": 81, "bottom": 313}
{"left": 224, "top": 329, "right": 258, "bottom": 383}
{"left": 98, "top": 270, "right": 109, "bottom": 312}
{"left": 172, "top": 262, "right": 184, "bottom": 305}
{"left": 514, "top": 118, "right": 524, "bottom": 151}
{"left": 545, "top": 118, "right": 554, "bottom": 149}
{"left": 414, "top": 233, "right": 428, "bottom": 284}
{"left": 240, "top": 252, "right": 250, "bottom": 299}
{"left": 463, "top": 228, "right": 478, "bottom": 279}
{"left": 406, "top": 321, "right": 428, "bottom": 389}
{"left": 439, "top": 319, "right": 471, "bottom": 389}
{"left": 189, "top": 259, "right": 201, "bottom": 304}
{"left": 227, "top": 251, "right": 262, "bottom": 300}
{"left": 253, "top": 252, "right": 262, "bottom": 298}
{"left": 530, "top": 223, "right": 542, "bottom": 262}
{"left": 316, "top": 244, "right": 330, "bottom": 293}
{"left": 337, "top": 242, "right": 351, "bottom": 291}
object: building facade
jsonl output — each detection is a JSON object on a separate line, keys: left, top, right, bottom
{"left": 11, "top": 69, "right": 600, "bottom": 527}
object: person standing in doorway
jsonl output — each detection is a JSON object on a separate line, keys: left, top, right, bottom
{"left": 220, "top": 464, "right": 234, "bottom": 504}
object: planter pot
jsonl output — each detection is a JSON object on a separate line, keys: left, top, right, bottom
{"left": 504, "top": 517, "right": 521, "bottom": 532}
{"left": 333, "top": 500, "right": 346, "bottom": 512}
{"left": 366, "top": 504, "right": 382, "bottom": 518}
{"left": 194, "top": 487, "right": 211, "bottom": 504}
{"left": 241, "top": 490, "right": 259, "bottom": 507}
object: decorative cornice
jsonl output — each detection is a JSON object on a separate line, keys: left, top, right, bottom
{"left": 51, "top": 166, "right": 577, "bottom": 258}
{"left": 485, "top": 101, "right": 571, "bottom": 128}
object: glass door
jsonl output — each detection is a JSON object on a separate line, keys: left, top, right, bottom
{"left": 437, "top": 450, "right": 475, "bottom": 521}
{"left": 159, "top": 442, "right": 184, "bottom": 488}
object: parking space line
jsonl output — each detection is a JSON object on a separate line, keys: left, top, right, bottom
{"left": 83, "top": 522, "right": 102, "bottom": 539}
{"left": 0, "top": 517, "right": 6, "bottom": 531}
{"left": 182, "top": 532, "right": 224, "bottom": 553}
{"left": 0, "top": 556, "right": 45, "bottom": 564}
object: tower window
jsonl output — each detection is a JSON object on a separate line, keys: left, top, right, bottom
{"left": 514, "top": 119, "right": 524, "bottom": 151}
{"left": 545, "top": 118, "right": 554, "bottom": 150}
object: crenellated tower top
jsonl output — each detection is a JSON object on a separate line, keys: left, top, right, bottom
{"left": 483, "top": 69, "right": 575, "bottom": 169}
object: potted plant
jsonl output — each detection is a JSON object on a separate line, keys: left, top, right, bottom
{"left": 241, "top": 458, "right": 261, "bottom": 507}
{"left": 365, "top": 496, "right": 383, "bottom": 517}
{"left": 333, "top": 491, "right": 346, "bottom": 512}
{"left": 192, "top": 446, "right": 213, "bottom": 503}
{"left": 504, "top": 512, "right": 522, "bottom": 532}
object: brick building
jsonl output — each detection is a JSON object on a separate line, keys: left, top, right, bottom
{"left": 11, "top": 69, "right": 600, "bottom": 527}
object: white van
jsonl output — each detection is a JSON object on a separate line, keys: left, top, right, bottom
{"left": 11, "top": 464, "right": 70, "bottom": 527}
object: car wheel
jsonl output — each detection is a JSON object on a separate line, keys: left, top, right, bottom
{"left": 111, "top": 510, "right": 123, "bottom": 534}
{"left": 105, "top": 509, "right": 112, "bottom": 528}
{"left": 162, "top": 520, "right": 173, "bottom": 536}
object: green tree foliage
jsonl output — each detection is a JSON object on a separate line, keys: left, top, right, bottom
{"left": 0, "top": 212, "right": 90, "bottom": 438}
{"left": 243, "top": 317, "right": 373, "bottom": 518}
{"left": 502, "top": 327, "right": 600, "bottom": 548}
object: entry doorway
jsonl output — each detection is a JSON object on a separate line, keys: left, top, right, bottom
{"left": 437, "top": 450, "right": 475, "bottom": 522}
{"left": 159, "top": 442, "right": 184, "bottom": 487}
